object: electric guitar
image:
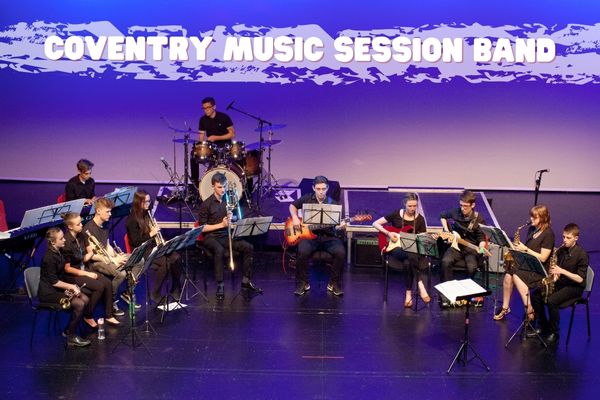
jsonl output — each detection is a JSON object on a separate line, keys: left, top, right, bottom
{"left": 283, "top": 213, "right": 372, "bottom": 246}
{"left": 377, "top": 225, "right": 415, "bottom": 252}
{"left": 437, "top": 231, "right": 492, "bottom": 257}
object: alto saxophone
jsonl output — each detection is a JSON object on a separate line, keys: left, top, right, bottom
{"left": 503, "top": 221, "right": 530, "bottom": 272}
{"left": 541, "top": 245, "right": 563, "bottom": 303}
{"left": 60, "top": 283, "right": 87, "bottom": 309}
{"left": 85, "top": 230, "right": 118, "bottom": 265}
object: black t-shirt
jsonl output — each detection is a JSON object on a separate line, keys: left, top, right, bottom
{"left": 556, "top": 244, "right": 588, "bottom": 287}
{"left": 292, "top": 193, "right": 339, "bottom": 237}
{"left": 38, "top": 248, "right": 65, "bottom": 297}
{"left": 198, "top": 194, "right": 228, "bottom": 238}
{"left": 524, "top": 226, "right": 555, "bottom": 268}
{"left": 199, "top": 111, "right": 233, "bottom": 144}
{"left": 439, "top": 207, "right": 485, "bottom": 245}
{"left": 65, "top": 175, "right": 95, "bottom": 201}
{"left": 126, "top": 213, "right": 152, "bottom": 249}
{"left": 383, "top": 209, "right": 426, "bottom": 234}
{"left": 83, "top": 219, "right": 109, "bottom": 249}
{"left": 63, "top": 232, "right": 85, "bottom": 268}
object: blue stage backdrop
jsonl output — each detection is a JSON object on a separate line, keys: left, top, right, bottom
{"left": 1, "top": 1, "right": 599, "bottom": 191}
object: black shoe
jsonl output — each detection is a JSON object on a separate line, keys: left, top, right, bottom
{"left": 241, "top": 280, "right": 263, "bottom": 294}
{"left": 216, "top": 283, "right": 225, "bottom": 301}
{"left": 326, "top": 281, "right": 344, "bottom": 296}
{"left": 112, "top": 301, "right": 125, "bottom": 317}
{"left": 544, "top": 333, "right": 559, "bottom": 344}
{"left": 67, "top": 335, "right": 91, "bottom": 347}
{"left": 294, "top": 281, "right": 310, "bottom": 296}
{"left": 526, "top": 328, "right": 544, "bottom": 339}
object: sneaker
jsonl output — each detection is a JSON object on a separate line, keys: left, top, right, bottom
{"left": 121, "top": 293, "right": 141, "bottom": 309}
{"left": 326, "top": 282, "right": 344, "bottom": 296}
{"left": 294, "top": 281, "right": 310, "bottom": 296}
{"left": 241, "top": 280, "right": 263, "bottom": 294}
{"left": 113, "top": 301, "right": 125, "bottom": 317}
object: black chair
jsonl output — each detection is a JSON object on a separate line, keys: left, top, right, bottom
{"left": 195, "top": 239, "right": 238, "bottom": 292}
{"left": 560, "top": 266, "right": 595, "bottom": 346}
{"left": 23, "top": 267, "right": 68, "bottom": 350}
{"left": 382, "top": 253, "right": 432, "bottom": 307}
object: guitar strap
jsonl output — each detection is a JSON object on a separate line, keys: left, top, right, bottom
{"left": 467, "top": 211, "right": 479, "bottom": 231}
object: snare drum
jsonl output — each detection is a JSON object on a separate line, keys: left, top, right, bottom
{"left": 229, "top": 141, "right": 246, "bottom": 161}
{"left": 193, "top": 141, "right": 215, "bottom": 162}
{"left": 199, "top": 164, "right": 246, "bottom": 201}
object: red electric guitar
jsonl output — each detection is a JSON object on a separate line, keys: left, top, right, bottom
{"left": 377, "top": 225, "right": 415, "bottom": 252}
{"left": 283, "top": 213, "right": 372, "bottom": 246}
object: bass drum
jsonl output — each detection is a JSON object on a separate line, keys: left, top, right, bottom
{"left": 199, "top": 164, "right": 245, "bottom": 201}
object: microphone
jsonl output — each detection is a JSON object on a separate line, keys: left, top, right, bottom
{"left": 160, "top": 157, "right": 170, "bottom": 169}
{"left": 537, "top": 169, "right": 550, "bottom": 173}
{"left": 226, "top": 101, "right": 235, "bottom": 110}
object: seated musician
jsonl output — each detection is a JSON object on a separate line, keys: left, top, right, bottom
{"left": 439, "top": 190, "right": 487, "bottom": 307}
{"left": 289, "top": 175, "right": 346, "bottom": 296}
{"left": 197, "top": 172, "right": 261, "bottom": 300}
{"left": 372, "top": 192, "right": 431, "bottom": 307}
{"left": 65, "top": 159, "right": 97, "bottom": 205}
{"left": 494, "top": 204, "right": 555, "bottom": 321}
{"left": 126, "top": 190, "right": 182, "bottom": 303}
{"left": 191, "top": 96, "right": 235, "bottom": 187}
{"left": 84, "top": 197, "right": 141, "bottom": 313}
{"left": 38, "top": 227, "right": 91, "bottom": 347}
{"left": 61, "top": 212, "right": 122, "bottom": 326}
{"left": 529, "top": 223, "right": 588, "bottom": 344}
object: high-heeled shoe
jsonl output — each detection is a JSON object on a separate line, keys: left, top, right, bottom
{"left": 420, "top": 294, "right": 431, "bottom": 304}
{"left": 84, "top": 319, "right": 98, "bottom": 329}
{"left": 493, "top": 307, "right": 511, "bottom": 321}
{"left": 105, "top": 317, "right": 121, "bottom": 326}
{"left": 404, "top": 299, "right": 413, "bottom": 308}
{"left": 527, "top": 309, "right": 535, "bottom": 321}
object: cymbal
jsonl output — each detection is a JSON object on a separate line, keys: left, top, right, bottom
{"left": 172, "top": 138, "right": 194, "bottom": 143}
{"left": 253, "top": 124, "right": 286, "bottom": 132}
{"left": 246, "top": 140, "right": 282, "bottom": 151}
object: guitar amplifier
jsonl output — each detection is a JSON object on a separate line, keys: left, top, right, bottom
{"left": 353, "top": 236, "right": 382, "bottom": 267}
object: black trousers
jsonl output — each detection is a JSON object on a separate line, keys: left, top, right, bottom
{"left": 296, "top": 236, "right": 345, "bottom": 284}
{"left": 64, "top": 274, "right": 114, "bottom": 319}
{"left": 203, "top": 234, "right": 253, "bottom": 282}
{"left": 441, "top": 247, "right": 478, "bottom": 282}
{"left": 388, "top": 248, "right": 428, "bottom": 288}
{"left": 151, "top": 252, "right": 182, "bottom": 295}
{"left": 531, "top": 284, "right": 584, "bottom": 335}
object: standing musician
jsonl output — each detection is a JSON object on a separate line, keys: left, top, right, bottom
{"left": 372, "top": 192, "right": 431, "bottom": 307}
{"left": 493, "top": 204, "right": 555, "bottom": 321}
{"left": 38, "top": 227, "right": 91, "bottom": 347}
{"left": 530, "top": 223, "right": 588, "bottom": 344}
{"left": 126, "top": 190, "right": 182, "bottom": 303}
{"left": 65, "top": 159, "right": 97, "bottom": 205}
{"left": 191, "top": 96, "right": 235, "bottom": 187}
{"left": 84, "top": 197, "right": 140, "bottom": 313}
{"left": 197, "top": 172, "right": 261, "bottom": 300}
{"left": 439, "top": 190, "right": 487, "bottom": 306}
{"left": 62, "top": 212, "right": 122, "bottom": 327}
{"left": 289, "top": 175, "right": 346, "bottom": 296}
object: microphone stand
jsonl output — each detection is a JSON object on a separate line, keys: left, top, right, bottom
{"left": 227, "top": 103, "right": 272, "bottom": 211}
{"left": 533, "top": 170, "right": 548, "bottom": 206}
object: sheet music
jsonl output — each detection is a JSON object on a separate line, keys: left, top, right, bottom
{"left": 434, "top": 279, "right": 487, "bottom": 303}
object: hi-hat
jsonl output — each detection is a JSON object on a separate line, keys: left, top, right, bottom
{"left": 254, "top": 124, "right": 286, "bottom": 132}
{"left": 246, "top": 140, "right": 282, "bottom": 151}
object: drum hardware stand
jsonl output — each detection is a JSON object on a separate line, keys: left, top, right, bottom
{"left": 260, "top": 127, "right": 286, "bottom": 199}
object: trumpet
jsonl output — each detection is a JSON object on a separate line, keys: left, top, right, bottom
{"left": 148, "top": 213, "right": 165, "bottom": 246}
{"left": 85, "top": 230, "right": 118, "bottom": 265}
{"left": 60, "top": 283, "right": 87, "bottom": 309}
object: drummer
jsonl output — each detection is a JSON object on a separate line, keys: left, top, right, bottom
{"left": 191, "top": 96, "right": 236, "bottom": 187}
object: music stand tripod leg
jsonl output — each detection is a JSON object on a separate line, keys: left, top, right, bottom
{"left": 447, "top": 302, "right": 491, "bottom": 374}
{"left": 141, "top": 269, "right": 157, "bottom": 335}
{"left": 112, "top": 270, "right": 151, "bottom": 354}
{"left": 158, "top": 260, "right": 190, "bottom": 324}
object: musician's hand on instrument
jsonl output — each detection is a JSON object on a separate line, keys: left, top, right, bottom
{"left": 338, "top": 220, "right": 347, "bottom": 230}
{"left": 549, "top": 265, "right": 562, "bottom": 276}
{"left": 150, "top": 226, "right": 160, "bottom": 237}
{"left": 292, "top": 216, "right": 301, "bottom": 231}
{"left": 389, "top": 232, "right": 399, "bottom": 242}
{"left": 116, "top": 254, "right": 127, "bottom": 265}
{"left": 222, "top": 216, "right": 230, "bottom": 228}
{"left": 86, "top": 271, "right": 98, "bottom": 280}
{"left": 71, "top": 284, "right": 80, "bottom": 296}
{"left": 515, "top": 242, "right": 528, "bottom": 252}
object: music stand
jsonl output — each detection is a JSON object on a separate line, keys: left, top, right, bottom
{"left": 302, "top": 204, "right": 342, "bottom": 225}
{"left": 113, "top": 238, "right": 154, "bottom": 353}
{"left": 435, "top": 279, "right": 492, "bottom": 374}
{"left": 480, "top": 224, "right": 512, "bottom": 315}
{"left": 504, "top": 250, "right": 548, "bottom": 348}
{"left": 178, "top": 227, "right": 208, "bottom": 302}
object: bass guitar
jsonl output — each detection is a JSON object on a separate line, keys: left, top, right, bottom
{"left": 284, "top": 213, "right": 372, "bottom": 246}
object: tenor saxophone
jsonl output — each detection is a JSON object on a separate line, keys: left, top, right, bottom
{"left": 541, "top": 245, "right": 563, "bottom": 303}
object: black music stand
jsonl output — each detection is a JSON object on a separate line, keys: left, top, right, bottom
{"left": 178, "top": 227, "right": 207, "bottom": 302}
{"left": 302, "top": 204, "right": 342, "bottom": 226}
{"left": 229, "top": 217, "right": 273, "bottom": 304}
{"left": 113, "top": 238, "right": 154, "bottom": 353}
{"left": 504, "top": 250, "right": 548, "bottom": 348}
{"left": 435, "top": 279, "right": 492, "bottom": 373}
{"left": 480, "top": 224, "right": 513, "bottom": 314}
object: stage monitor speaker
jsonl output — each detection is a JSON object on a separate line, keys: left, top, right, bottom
{"left": 353, "top": 236, "right": 382, "bottom": 267}
{"left": 299, "top": 178, "right": 341, "bottom": 202}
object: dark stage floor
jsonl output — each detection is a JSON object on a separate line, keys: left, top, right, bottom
{"left": 0, "top": 251, "right": 598, "bottom": 400}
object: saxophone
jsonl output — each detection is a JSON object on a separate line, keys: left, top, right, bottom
{"left": 503, "top": 221, "right": 530, "bottom": 272}
{"left": 541, "top": 246, "right": 562, "bottom": 303}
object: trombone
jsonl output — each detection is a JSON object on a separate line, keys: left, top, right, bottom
{"left": 224, "top": 181, "right": 240, "bottom": 271}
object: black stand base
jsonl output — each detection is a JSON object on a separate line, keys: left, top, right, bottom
{"left": 505, "top": 315, "right": 548, "bottom": 349}
{"left": 447, "top": 302, "right": 491, "bottom": 374}
{"left": 112, "top": 272, "right": 150, "bottom": 354}
{"left": 157, "top": 291, "right": 189, "bottom": 324}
